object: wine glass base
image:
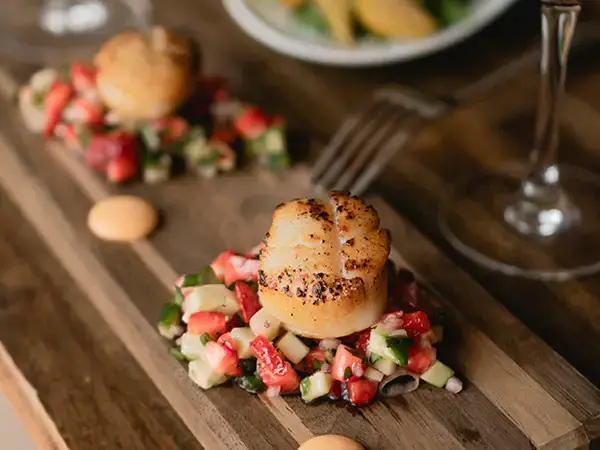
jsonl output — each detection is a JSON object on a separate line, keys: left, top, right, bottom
{"left": 439, "top": 164, "right": 600, "bottom": 281}
{"left": 0, "top": 0, "right": 151, "bottom": 64}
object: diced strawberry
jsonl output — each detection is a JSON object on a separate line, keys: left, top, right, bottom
{"left": 405, "top": 345, "right": 436, "bottom": 374}
{"left": 331, "top": 345, "right": 365, "bottom": 382}
{"left": 355, "top": 329, "right": 371, "bottom": 355}
{"left": 234, "top": 107, "right": 269, "bottom": 140}
{"left": 347, "top": 379, "right": 378, "bottom": 406}
{"left": 301, "top": 348, "right": 327, "bottom": 373}
{"left": 204, "top": 341, "right": 242, "bottom": 376}
{"left": 402, "top": 311, "right": 431, "bottom": 337}
{"left": 188, "top": 312, "right": 230, "bottom": 338}
{"left": 106, "top": 154, "right": 138, "bottom": 183}
{"left": 328, "top": 381, "right": 342, "bottom": 400}
{"left": 378, "top": 311, "right": 404, "bottom": 331}
{"left": 63, "top": 97, "right": 103, "bottom": 126}
{"left": 217, "top": 332, "right": 236, "bottom": 351}
{"left": 250, "top": 335, "right": 287, "bottom": 374}
{"left": 70, "top": 63, "right": 97, "bottom": 92}
{"left": 211, "top": 251, "right": 259, "bottom": 285}
{"left": 44, "top": 82, "right": 74, "bottom": 136}
{"left": 258, "top": 362, "right": 299, "bottom": 394}
{"left": 153, "top": 117, "right": 190, "bottom": 143}
{"left": 211, "top": 126, "right": 238, "bottom": 145}
{"left": 234, "top": 282, "right": 261, "bottom": 323}
{"left": 211, "top": 250, "right": 237, "bottom": 281}
{"left": 87, "top": 130, "right": 138, "bottom": 174}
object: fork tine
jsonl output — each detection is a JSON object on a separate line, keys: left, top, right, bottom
{"left": 311, "top": 101, "right": 379, "bottom": 182}
{"left": 315, "top": 102, "right": 393, "bottom": 189}
{"left": 349, "top": 118, "right": 424, "bottom": 196}
{"left": 332, "top": 108, "right": 411, "bottom": 192}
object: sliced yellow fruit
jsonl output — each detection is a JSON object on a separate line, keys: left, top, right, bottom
{"left": 312, "top": 0, "right": 354, "bottom": 44}
{"left": 354, "top": 0, "right": 438, "bottom": 39}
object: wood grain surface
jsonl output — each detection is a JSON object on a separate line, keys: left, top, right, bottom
{"left": 2, "top": 1, "right": 600, "bottom": 449}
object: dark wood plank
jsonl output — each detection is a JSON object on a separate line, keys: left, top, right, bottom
{"left": 0, "top": 191, "right": 202, "bottom": 450}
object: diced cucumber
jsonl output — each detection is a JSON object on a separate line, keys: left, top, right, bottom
{"left": 235, "top": 374, "right": 266, "bottom": 394}
{"left": 364, "top": 367, "right": 384, "bottom": 382}
{"left": 230, "top": 327, "right": 256, "bottom": 359}
{"left": 386, "top": 337, "right": 412, "bottom": 366}
{"left": 182, "top": 284, "right": 240, "bottom": 322}
{"left": 420, "top": 361, "right": 455, "bottom": 388}
{"left": 367, "top": 329, "right": 390, "bottom": 359}
{"left": 158, "top": 323, "right": 184, "bottom": 340}
{"left": 373, "top": 358, "right": 397, "bottom": 376}
{"left": 180, "top": 332, "right": 208, "bottom": 360}
{"left": 159, "top": 303, "right": 181, "bottom": 327}
{"left": 182, "top": 267, "right": 221, "bottom": 287}
{"left": 300, "top": 372, "right": 333, "bottom": 402}
{"left": 169, "top": 346, "right": 192, "bottom": 361}
{"left": 249, "top": 308, "right": 281, "bottom": 341}
{"left": 277, "top": 332, "right": 310, "bottom": 364}
{"left": 188, "top": 359, "right": 229, "bottom": 389}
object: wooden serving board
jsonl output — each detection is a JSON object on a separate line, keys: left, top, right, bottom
{"left": 0, "top": 69, "right": 600, "bottom": 450}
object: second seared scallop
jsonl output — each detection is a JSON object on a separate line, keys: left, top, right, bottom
{"left": 258, "top": 191, "right": 391, "bottom": 339}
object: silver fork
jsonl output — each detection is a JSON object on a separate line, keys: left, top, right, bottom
{"left": 311, "top": 44, "right": 544, "bottom": 196}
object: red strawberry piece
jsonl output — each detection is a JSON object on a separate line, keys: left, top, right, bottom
{"left": 44, "top": 82, "right": 74, "bottom": 137}
{"left": 106, "top": 154, "right": 138, "bottom": 183}
{"left": 70, "top": 63, "right": 97, "bottom": 92}
{"left": 234, "top": 107, "right": 269, "bottom": 140}
{"left": 63, "top": 97, "right": 104, "bottom": 126}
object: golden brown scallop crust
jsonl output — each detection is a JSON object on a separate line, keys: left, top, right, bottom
{"left": 258, "top": 191, "right": 391, "bottom": 338}
{"left": 94, "top": 26, "right": 191, "bottom": 120}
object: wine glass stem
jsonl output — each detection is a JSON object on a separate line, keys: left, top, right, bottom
{"left": 504, "top": 1, "right": 580, "bottom": 237}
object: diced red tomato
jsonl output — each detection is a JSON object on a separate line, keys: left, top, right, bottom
{"left": 405, "top": 345, "right": 436, "bottom": 374}
{"left": 402, "top": 311, "right": 431, "bottom": 337}
{"left": 211, "top": 251, "right": 259, "bottom": 285}
{"left": 204, "top": 341, "right": 242, "bottom": 377}
{"left": 187, "top": 312, "right": 230, "bottom": 338}
{"left": 347, "top": 379, "right": 378, "bottom": 406}
{"left": 301, "top": 348, "right": 327, "bottom": 373}
{"left": 234, "top": 107, "right": 269, "bottom": 140}
{"left": 63, "top": 97, "right": 103, "bottom": 126}
{"left": 70, "top": 63, "right": 97, "bottom": 92}
{"left": 217, "top": 332, "right": 236, "bottom": 351}
{"left": 355, "top": 329, "right": 371, "bottom": 355}
{"left": 44, "top": 82, "right": 74, "bottom": 136}
{"left": 106, "top": 153, "right": 137, "bottom": 183}
{"left": 331, "top": 345, "right": 365, "bottom": 382}
{"left": 328, "top": 381, "right": 342, "bottom": 400}
{"left": 234, "top": 282, "right": 261, "bottom": 323}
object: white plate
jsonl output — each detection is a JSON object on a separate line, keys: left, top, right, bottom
{"left": 222, "top": 0, "right": 518, "bottom": 67}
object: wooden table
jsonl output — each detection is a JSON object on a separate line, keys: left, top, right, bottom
{"left": 2, "top": 1, "right": 600, "bottom": 449}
